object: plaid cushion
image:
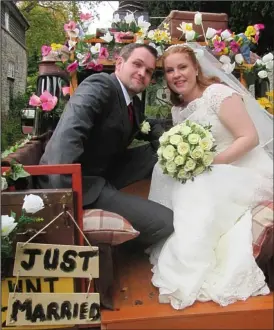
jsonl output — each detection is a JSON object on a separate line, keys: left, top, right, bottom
{"left": 83, "top": 209, "right": 140, "bottom": 246}
{"left": 252, "top": 201, "right": 273, "bottom": 258}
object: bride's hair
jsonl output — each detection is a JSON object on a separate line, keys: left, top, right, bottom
{"left": 162, "top": 45, "right": 221, "bottom": 106}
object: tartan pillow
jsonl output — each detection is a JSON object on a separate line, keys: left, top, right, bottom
{"left": 83, "top": 209, "right": 140, "bottom": 246}
{"left": 252, "top": 201, "right": 273, "bottom": 258}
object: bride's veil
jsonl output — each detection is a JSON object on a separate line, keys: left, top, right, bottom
{"left": 184, "top": 42, "right": 273, "bottom": 158}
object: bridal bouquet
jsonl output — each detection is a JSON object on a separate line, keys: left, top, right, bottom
{"left": 157, "top": 121, "right": 217, "bottom": 183}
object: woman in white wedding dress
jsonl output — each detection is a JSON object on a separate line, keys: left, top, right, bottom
{"left": 148, "top": 43, "right": 273, "bottom": 310}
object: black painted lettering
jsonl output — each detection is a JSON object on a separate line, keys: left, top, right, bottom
{"left": 44, "top": 277, "right": 59, "bottom": 292}
{"left": 89, "top": 303, "right": 100, "bottom": 321}
{"left": 10, "top": 299, "right": 32, "bottom": 322}
{"left": 31, "top": 304, "right": 46, "bottom": 323}
{"left": 60, "top": 250, "right": 77, "bottom": 272}
{"left": 46, "top": 302, "right": 60, "bottom": 321}
{"left": 79, "top": 302, "right": 88, "bottom": 320}
{"left": 60, "top": 301, "right": 72, "bottom": 320}
{"left": 26, "top": 279, "right": 41, "bottom": 293}
{"left": 21, "top": 249, "right": 42, "bottom": 271}
{"left": 78, "top": 250, "right": 98, "bottom": 271}
{"left": 8, "top": 280, "right": 23, "bottom": 293}
{"left": 44, "top": 248, "right": 60, "bottom": 270}
{"left": 72, "top": 303, "right": 79, "bottom": 318}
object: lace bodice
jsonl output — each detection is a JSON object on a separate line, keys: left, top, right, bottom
{"left": 172, "top": 83, "right": 238, "bottom": 153}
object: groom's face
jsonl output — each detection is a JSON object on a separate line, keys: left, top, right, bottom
{"left": 115, "top": 48, "right": 156, "bottom": 96}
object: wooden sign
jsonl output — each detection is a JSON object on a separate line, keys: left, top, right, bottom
{"left": 13, "top": 243, "right": 99, "bottom": 278}
{"left": 6, "top": 293, "right": 100, "bottom": 326}
{"left": 2, "top": 277, "right": 74, "bottom": 329}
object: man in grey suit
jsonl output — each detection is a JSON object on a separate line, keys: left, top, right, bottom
{"left": 38, "top": 43, "right": 173, "bottom": 246}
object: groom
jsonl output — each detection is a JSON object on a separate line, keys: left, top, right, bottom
{"left": 37, "top": 43, "right": 174, "bottom": 246}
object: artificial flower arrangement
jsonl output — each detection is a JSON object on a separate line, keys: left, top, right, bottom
{"left": 1, "top": 194, "right": 44, "bottom": 261}
{"left": 157, "top": 120, "right": 216, "bottom": 183}
{"left": 257, "top": 90, "right": 274, "bottom": 115}
{"left": 1, "top": 161, "right": 30, "bottom": 191}
{"left": 243, "top": 52, "right": 274, "bottom": 84}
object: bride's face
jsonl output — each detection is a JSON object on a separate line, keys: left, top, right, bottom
{"left": 164, "top": 52, "right": 197, "bottom": 97}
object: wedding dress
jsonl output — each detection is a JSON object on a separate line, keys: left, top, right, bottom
{"left": 147, "top": 83, "right": 273, "bottom": 310}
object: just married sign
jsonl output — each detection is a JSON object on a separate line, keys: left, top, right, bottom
{"left": 6, "top": 242, "right": 100, "bottom": 326}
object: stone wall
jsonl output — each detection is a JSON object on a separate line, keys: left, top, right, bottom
{"left": 1, "top": 28, "right": 27, "bottom": 113}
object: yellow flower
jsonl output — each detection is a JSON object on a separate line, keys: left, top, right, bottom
{"left": 257, "top": 97, "right": 272, "bottom": 109}
{"left": 245, "top": 26, "right": 256, "bottom": 37}
{"left": 163, "top": 23, "right": 169, "bottom": 30}
{"left": 266, "top": 90, "right": 274, "bottom": 99}
{"left": 51, "top": 43, "right": 63, "bottom": 51}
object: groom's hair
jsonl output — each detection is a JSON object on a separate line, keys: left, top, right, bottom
{"left": 119, "top": 43, "right": 158, "bottom": 61}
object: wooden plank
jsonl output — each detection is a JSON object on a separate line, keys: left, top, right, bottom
{"left": 13, "top": 243, "right": 99, "bottom": 279}
{"left": 6, "top": 293, "right": 100, "bottom": 326}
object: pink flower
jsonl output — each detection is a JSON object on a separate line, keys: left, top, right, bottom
{"left": 80, "top": 13, "right": 93, "bottom": 21}
{"left": 113, "top": 31, "right": 132, "bottom": 43}
{"left": 40, "top": 90, "right": 58, "bottom": 112}
{"left": 81, "top": 53, "right": 91, "bottom": 66}
{"left": 213, "top": 40, "right": 225, "bottom": 53}
{"left": 230, "top": 40, "right": 240, "bottom": 53}
{"left": 66, "top": 61, "right": 79, "bottom": 73}
{"left": 41, "top": 45, "right": 52, "bottom": 57}
{"left": 64, "top": 21, "right": 77, "bottom": 32}
{"left": 254, "top": 24, "right": 265, "bottom": 31}
{"left": 62, "top": 86, "right": 70, "bottom": 96}
{"left": 29, "top": 94, "right": 42, "bottom": 107}
{"left": 86, "top": 61, "right": 96, "bottom": 70}
{"left": 93, "top": 64, "right": 103, "bottom": 72}
{"left": 99, "top": 47, "right": 109, "bottom": 59}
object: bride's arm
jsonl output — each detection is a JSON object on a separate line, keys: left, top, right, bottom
{"left": 213, "top": 94, "right": 259, "bottom": 164}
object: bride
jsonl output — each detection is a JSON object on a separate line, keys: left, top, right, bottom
{"left": 147, "top": 43, "right": 273, "bottom": 310}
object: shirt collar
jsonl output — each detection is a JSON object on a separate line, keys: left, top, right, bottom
{"left": 116, "top": 76, "right": 132, "bottom": 106}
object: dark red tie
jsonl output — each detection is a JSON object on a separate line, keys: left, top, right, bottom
{"left": 128, "top": 102, "right": 134, "bottom": 124}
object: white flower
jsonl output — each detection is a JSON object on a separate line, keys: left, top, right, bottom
{"left": 140, "top": 120, "right": 151, "bottom": 134}
{"left": 191, "top": 147, "right": 204, "bottom": 159}
{"left": 101, "top": 32, "right": 113, "bottom": 43}
{"left": 188, "top": 133, "right": 200, "bottom": 145}
{"left": 174, "top": 155, "right": 186, "bottom": 166}
{"left": 163, "top": 145, "right": 176, "bottom": 161}
{"left": 184, "top": 158, "right": 196, "bottom": 172}
{"left": 22, "top": 194, "right": 44, "bottom": 214}
{"left": 265, "top": 61, "right": 273, "bottom": 70}
{"left": 258, "top": 70, "right": 268, "bottom": 79}
{"left": 1, "top": 177, "right": 8, "bottom": 191}
{"left": 262, "top": 53, "right": 274, "bottom": 63}
{"left": 177, "top": 142, "right": 190, "bottom": 156}
{"left": 221, "top": 29, "right": 232, "bottom": 40}
{"left": 1, "top": 215, "right": 17, "bottom": 236}
{"left": 255, "top": 59, "right": 262, "bottom": 66}
{"left": 169, "top": 134, "right": 182, "bottom": 145}
{"left": 206, "top": 27, "right": 217, "bottom": 39}
{"left": 221, "top": 62, "right": 235, "bottom": 74}
{"left": 90, "top": 43, "right": 101, "bottom": 54}
{"left": 157, "top": 146, "right": 164, "bottom": 157}
{"left": 202, "top": 152, "right": 214, "bottom": 166}
{"left": 159, "top": 132, "right": 169, "bottom": 144}
{"left": 199, "top": 137, "right": 213, "bottom": 151}
{"left": 180, "top": 125, "right": 192, "bottom": 136}
{"left": 137, "top": 16, "right": 151, "bottom": 30}
{"left": 156, "top": 46, "right": 163, "bottom": 56}
{"left": 113, "top": 14, "right": 121, "bottom": 23}
{"left": 124, "top": 13, "right": 135, "bottom": 24}
{"left": 68, "top": 40, "right": 77, "bottom": 51}
{"left": 166, "top": 161, "right": 177, "bottom": 173}
{"left": 178, "top": 169, "right": 191, "bottom": 180}
{"left": 235, "top": 54, "right": 244, "bottom": 65}
{"left": 193, "top": 165, "right": 205, "bottom": 176}
{"left": 177, "top": 22, "right": 193, "bottom": 34}
{"left": 167, "top": 125, "right": 181, "bottom": 136}
{"left": 76, "top": 53, "right": 85, "bottom": 60}
{"left": 194, "top": 12, "right": 202, "bottom": 25}
{"left": 219, "top": 55, "right": 231, "bottom": 64}
{"left": 186, "top": 30, "right": 196, "bottom": 41}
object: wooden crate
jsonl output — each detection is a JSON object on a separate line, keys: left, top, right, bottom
{"left": 159, "top": 10, "right": 228, "bottom": 41}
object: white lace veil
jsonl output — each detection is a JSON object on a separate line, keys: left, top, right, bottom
{"left": 166, "top": 42, "right": 273, "bottom": 158}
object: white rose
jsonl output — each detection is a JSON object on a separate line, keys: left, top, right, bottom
{"left": 180, "top": 125, "right": 192, "bottom": 136}
{"left": 1, "top": 215, "right": 17, "bottom": 236}
{"left": 262, "top": 53, "right": 274, "bottom": 63}
{"left": 191, "top": 147, "right": 204, "bottom": 159}
{"left": 258, "top": 70, "right": 268, "bottom": 79}
{"left": 221, "top": 29, "right": 232, "bottom": 40}
{"left": 194, "top": 12, "right": 202, "bottom": 25}
{"left": 185, "top": 30, "right": 196, "bottom": 41}
{"left": 163, "top": 145, "right": 176, "bottom": 161}
{"left": 193, "top": 165, "right": 205, "bottom": 176}
{"left": 202, "top": 152, "right": 214, "bottom": 166}
{"left": 221, "top": 62, "right": 235, "bottom": 74}
{"left": 167, "top": 125, "right": 181, "bottom": 136}
{"left": 265, "top": 61, "right": 273, "bottom": 70}
{"left": 206, "top": 27, "right": 217, "bottom": 39}
{"left": 169, "top": 134, "right": 182, "bottom": 145}
{"left": 235, "top": 54, "right": 244, "bottom": 65}
{"left": 177, "top": 142, "right": 190, "bottom": 156}
{"left": 22, "top": 194, "right": 44, "bottom": 214}
{"left": 166, "top": 161, "right": 177, "bottom": 173}
{"left": 184, "top": 158, "right": 196, "bottom": 172}
{"left": 157, "top": 146, "right": 164, "bottom": 157}
{"left": 174, "top": 155, "right": 186, "bottom": 166}
{"left": 219, "top": 55, "right": 231, "bottom": 64}
{"left": 205, "top": 131, "right": 214, "bottom": 141}
{"left": 199, "top": 137, "right": 213, "bottom": 151}
{"left": 255, "top": 59, "right": 262, "bottom": 66}
{"left": 188, "top": 133, "right": 200, "bottom": 145}
{"left": 140, "top": 121, "right": 151, "bottom": 134}
{"left": 1, "top": 177, "right": 8, "bottom": 191}
{"left": 178, "top": 169, "right": 191, "bottom": 180}
{"left": 159, "top": 132, "right": 169, "bottom": 144}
